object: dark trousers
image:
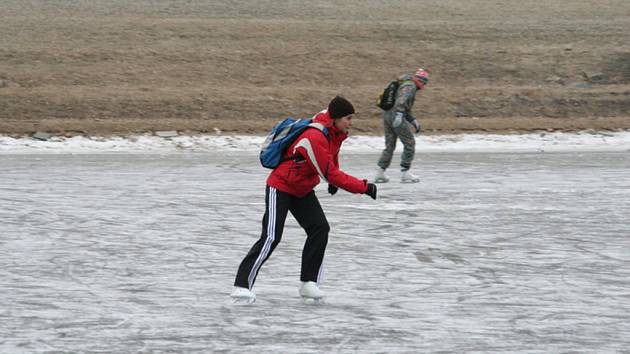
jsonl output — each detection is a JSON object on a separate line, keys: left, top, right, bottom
{"left": 234, "top": 185, "right": 330, "bottom": 290}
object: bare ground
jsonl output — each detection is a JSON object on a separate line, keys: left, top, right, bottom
{"left": 1, "top": 0, "right": 629, "bottom": 136}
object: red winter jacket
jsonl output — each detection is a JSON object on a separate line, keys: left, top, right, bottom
{"left": 266, "top": 110, "right": 368, "bottom": 197}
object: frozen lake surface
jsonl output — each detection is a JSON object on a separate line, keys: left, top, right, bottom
{"left": 1, "top": 142, "right": 630, "bottom": 352}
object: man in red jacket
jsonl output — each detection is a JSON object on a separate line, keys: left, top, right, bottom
{"left": 231, "top": 96, "right": 377, "bottom": 303}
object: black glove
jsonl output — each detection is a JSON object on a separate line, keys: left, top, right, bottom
{"left": 328, "top": 184, "right": 338, "bottom": 195}
{"left": 411, "top": 119, "right": 421, "bottom": 133}
{"left": 364, "top": 183, "right": 377, "bottom": 200}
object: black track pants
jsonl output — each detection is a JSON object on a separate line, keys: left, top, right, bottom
{"left": 234, "top": 185, "right": 330, "bottom": 290}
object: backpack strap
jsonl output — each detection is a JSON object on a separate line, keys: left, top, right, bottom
{"left": 282, "top": 123, "right": 329, "bottom": 163}
{"left": 308, "top": 122, "right": 328, "bottom": 135}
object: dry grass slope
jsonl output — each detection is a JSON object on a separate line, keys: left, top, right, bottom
{"left": 1, "top": 0, "right": 629, "bottom": 135}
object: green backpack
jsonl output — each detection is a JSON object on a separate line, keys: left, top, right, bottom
{"left": 376, "top": 80, "right": 400, "bottom": 110}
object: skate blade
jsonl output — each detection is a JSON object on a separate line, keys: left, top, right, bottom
{"left": 231, "top": 296, "right": 256, "bottom": 305}
{"left": 401, "top": 179, "right": 420, "bottom": 183}
{"left": 374, "top": 178, "right": 389, "bottom": 183}
{"left": 301, "top": 296, "right": 325, "bottom": 305}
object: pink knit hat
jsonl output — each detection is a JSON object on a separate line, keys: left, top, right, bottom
{"left": 414, "top": 68, "right": 429, "bottom": 85}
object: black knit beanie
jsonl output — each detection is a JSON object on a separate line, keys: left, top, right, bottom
{"left": 328, "top": 96, "right": 355, "bottom": 119}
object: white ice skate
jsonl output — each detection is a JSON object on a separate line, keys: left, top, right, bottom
{"left": 299, "top": 281, "right": 325, "bottom": 304}
{"left": 230, "top": 286, "right": 256, "bottom": 305}
{"left": 374, "top": 168, "right": 390, "bottom": 183}
{"left": 401, "top": 170, "right": 420, "bottom": 183}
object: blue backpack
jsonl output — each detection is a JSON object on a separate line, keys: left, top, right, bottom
{"left": 260, "top": 117, "right": 329, "bottom": 169}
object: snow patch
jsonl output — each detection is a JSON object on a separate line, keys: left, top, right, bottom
{"left": 1, "top": 131, "right": 629, "bottom": 154}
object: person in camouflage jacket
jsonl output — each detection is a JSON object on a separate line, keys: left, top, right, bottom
{"left": 374, "top": 68, "right": 429, "bottom": 183}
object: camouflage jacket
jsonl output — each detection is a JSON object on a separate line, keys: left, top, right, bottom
{"left": 388, "top": 73, "right": 418, "bottom": 123}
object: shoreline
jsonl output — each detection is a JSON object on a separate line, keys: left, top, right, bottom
{"left": 3, "top": 130, "right": 630, "bottom": 154}
{"left": 1, "top": 116, "right": 629, "bottom": 140}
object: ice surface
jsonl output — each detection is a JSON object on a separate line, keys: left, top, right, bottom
{"left": 1, "top": 135, "right": 629, "bottom": 353}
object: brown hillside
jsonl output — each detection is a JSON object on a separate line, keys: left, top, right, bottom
{"left": 1, "top": 0, "right": 629, "bottom": 136}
